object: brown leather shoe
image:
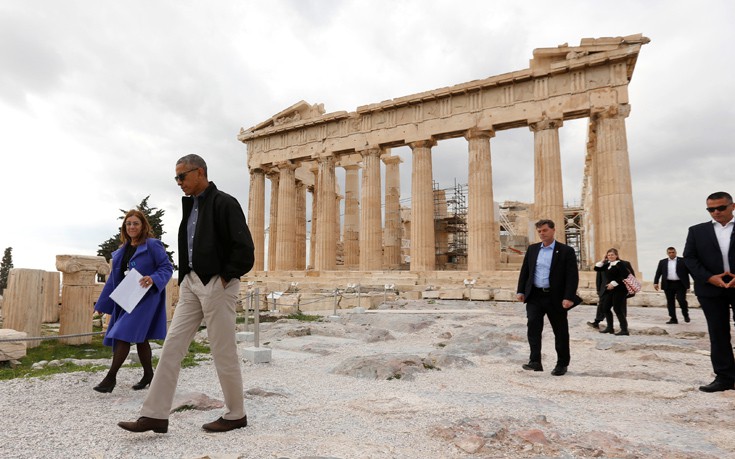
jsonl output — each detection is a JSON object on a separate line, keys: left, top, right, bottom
{"left": 202, "top": 415, "right": 248, "bottom": 432}
{"left": 118, "top": 416, "right": 168, "bottom": 434}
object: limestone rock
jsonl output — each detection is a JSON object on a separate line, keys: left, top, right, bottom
{"left": 0, "top": 329, "right": 27, "bottom": 361}
{"left": 245, "top": 387, "right": 288, "bottom": 398}
{"left": 331, "top": 354, "right": 427, "bottom": 381}
{"left": 171, "top": 392, "right": 224, "bottom": 413}
{"left": 514, "top": 428, "right": 549, "bottom": 445}
{"left": 365, "top": 328, "right": 395, "bottom": 343}
{"left": 454, "top": 434, "right": 486, "bottom": 453}
{"left": 637, "top": 326, "right": 668, "bottom": 335}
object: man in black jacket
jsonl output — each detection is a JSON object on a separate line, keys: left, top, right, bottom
{"left": 517, "top": 219, "right": 580, "bottom": 376}
{"left": 653, "top": 247, "right": 691, "bottom": 324}
{"left": 120, "top": 154, "right": 255, "bottom": 433}
{"left": 683, "top": 191, "right": 735, "bottom": 393}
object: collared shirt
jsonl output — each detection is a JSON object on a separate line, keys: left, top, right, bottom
{"left": 187, "top": 190, "right": 207, "bottom": 268}
{"left": 712, "top": 217, "right": 735, "bottom": 273}
{"left": 667, "top": 258, "right": 680, "bottom": 281}
{"left": 533, "top": 240, "right": 555, "bottom": 288}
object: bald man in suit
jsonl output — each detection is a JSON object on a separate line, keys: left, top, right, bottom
{"left": 683, "top": 191, "right": 735, "bottom": 392}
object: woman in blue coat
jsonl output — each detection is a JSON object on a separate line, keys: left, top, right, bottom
{"left": 93, "top": 209, "right": 173, "bottom": 393}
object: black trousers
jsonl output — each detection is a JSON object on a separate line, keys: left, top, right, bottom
{"left": 698, "top": 290, "right": 735, "bottom": 383}
{"left": 526, "top": 291, "right": 570, "bottom": 366}
{"left": 601, "top": 288, "right": 628, "bottom": 331}
{"left": 664, "top": 281, "right": 689, "bottom": 320}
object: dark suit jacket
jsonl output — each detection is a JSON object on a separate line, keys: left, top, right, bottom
{"left": 517, "top": 240, "right": 579, "bottom": 306}
{"left": 683, "top": 221, "right": 735, "bottom": 298}
{"left": 595, "top": 260, "right": 635, "bottom": 296}
{"left": 653, "top": 256, "right": 691, "bottom": 290}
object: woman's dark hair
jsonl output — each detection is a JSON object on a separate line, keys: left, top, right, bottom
{"left": 120, "top": 209, "right": 154, "bottom": 245}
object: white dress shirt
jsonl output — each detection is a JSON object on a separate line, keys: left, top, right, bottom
{"left": 712, "top": 217, "right": 735, "bottom": 273}
{"left": 667, "top": 258, "right": 680, "bottom": 281}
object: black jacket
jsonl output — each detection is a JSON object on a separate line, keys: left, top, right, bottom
{"left": 684, "top": 221, "right": 735, "bottom": 298}
{"left": 653, "top": 256, "right": 691, "bottom": 290}
{"left": 517, "top": 240, "right": 579, "bottom": 306}
{"left": 178, "top": 182, "right": 255, "bottom": 285}
{"left": 594, "top": 259, "right": 634, "bottom": 296}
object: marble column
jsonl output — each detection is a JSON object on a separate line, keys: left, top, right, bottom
{"left": 42, "top": 271, "right": 61, "bottom": 323}
{"left": 409, "top": 140, "right": 437, "bottom": 271}
{"left": 275, "top": 161, "right": 297, "bottom": 271}
{"left": 530, "top": 118, "right": 565, "bottom": 242}
{"left": 314, "top": 154, "right": 337, "bottom": 271}
{"left": 342, "top": 164, "right": 360, "bottom": 269}
{"left": 296, "top": 180, "right": 307, "bottom": 270}
{"left": 308, "top": 165, "right": 319, "bottom": 269}
{"left": 382, "top": 154, "right": 402, "bottom": 269}
{"left": 248, "top": 167, "right": 266, "bottom": 272}
{"left": 56, "top": 255, "right": 111, "bottom": 345}
{"left": 335, "top": 194, "right": 342, "bottom": 257}
{"left": 360, "top": 147, "right": 383, "bottom": 271}
{"left": 2, "top": 269, "right": 45, "bottom": 348}
{"left": 592, "top": 104, "right": 638, "bottom": 271}
{"left": 266, "top": 169, "right": 279, "bottom": 271}
{"left": 465, "top": 128, "right": 497, "bottom": 272}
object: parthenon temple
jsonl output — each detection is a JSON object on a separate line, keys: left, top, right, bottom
{"left": 238, "top": 34, "right": 649, "bottom": 293}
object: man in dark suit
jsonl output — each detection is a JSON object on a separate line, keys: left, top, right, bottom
{"left": 517, "top": 219, "right": 579, "bottom": 376}
{"left": 683, "top": 191, "right": 735, "bottom": 393}
{"left": 653, "top": 247, "right": 691, "bottom": 324}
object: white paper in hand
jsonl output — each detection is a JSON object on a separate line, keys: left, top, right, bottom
{"left": 109, "top": 268, "right": 151, "bottom": 314}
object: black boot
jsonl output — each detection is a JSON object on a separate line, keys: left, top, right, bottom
{"left": 93, "top": 378, "right": 116, "bottom": 393}
{"left": 599, "top": 327, "right": 614, "bottom": 334}
{"left": 95, "top": 341, "right": 130, "bottom": 393}
{"left": 132, "top": 374, "right": 153, "bottom": 390}
{"left": 133, "top": 341, "right": 154, "bottom": 390}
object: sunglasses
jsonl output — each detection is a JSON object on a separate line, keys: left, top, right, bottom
{"left": 706, "top": 204, "right": 731, "bottom": 213}
{"left": 174, "top": 168, "right": 199, "bottom": 183}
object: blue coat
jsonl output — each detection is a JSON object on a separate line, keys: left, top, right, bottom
{"left": 95, "top": 238, "right": 174, "bottom": 347}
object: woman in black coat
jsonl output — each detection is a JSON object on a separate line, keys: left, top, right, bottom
{"left": 593, "top": 248, "right": 634, "bottom": 335}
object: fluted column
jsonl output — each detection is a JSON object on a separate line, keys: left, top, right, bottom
{"left": 530, "top": 118, "right": 565, "bottom": 242}
{"left": 275, "top": 161, "right": 297, "bottom": 271}
{"left": 382, "top": 154, "right": 402, "bottom": 268}
{"left": 409, "top": 140, "right": 437, "bottom": 271}
{"left": 248, "top": 167, "right": 266, "bottom": 271}
{"left": 308, "top": 165, "right": 318, "bottom": 269}
{"left": 465, "top": 128, "right": 497, "bottom": 272}
{"left": 593, "top": 104, "right": 638, "bottom": 271}
{"left": 360, "top": 147, "right": 383, "bottom": 271}
{"left": 266, "top": 169, "right": 279, "bottom": 271}
{"left": 296, "top": 179, "right": 307, "bottom": 270}
{"left": 342, "top": 164, "right": 360, "bottom": 269}
{"left": 314, "top": 154, "right": 337, "bottom": 270}
{"left": 335, "top": 193, "right": 342, "bottom": 267}
{"left": 55, "top": 256, "right": 110, "bottom": 345}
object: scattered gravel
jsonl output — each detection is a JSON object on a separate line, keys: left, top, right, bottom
{"left": 1, "top": 300, "right": 732, "bottom": 458}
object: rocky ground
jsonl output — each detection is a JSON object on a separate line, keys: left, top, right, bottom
{"left": 1, "top": 299, "right": 733, "bottom": 459}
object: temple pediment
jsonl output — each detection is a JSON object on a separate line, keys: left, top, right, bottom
{"left": 530, "top": 33, "right": 650, "bottom": 76}
{"left": 241, "top": 100, "right": 326, "bottom": 136}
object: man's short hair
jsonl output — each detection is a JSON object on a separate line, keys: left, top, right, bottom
{"left": 707, "top": 191, "right": 733, "bottom": 203}
{"left": 177, "top": 154, "right": 208, "bottom": 177}
{"left": 667, "top": 246, "right": 676, "bottom": 252}
{"left": 535, "top": 219, "right": 555, "bottom": 229}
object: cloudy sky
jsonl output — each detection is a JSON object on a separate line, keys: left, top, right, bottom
{"left": 1, "top": 0, "right": 732, "bottom": 280}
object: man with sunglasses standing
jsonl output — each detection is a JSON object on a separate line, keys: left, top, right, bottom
{"left": 119, "top": 154, "right": 255, "bottom": 433}
{"left": 683, "top": 191, "right": 735, "bottom": 392}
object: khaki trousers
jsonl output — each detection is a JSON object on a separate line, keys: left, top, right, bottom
{"left": 140, "top": 272, "right": 244, "bottom": 420}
